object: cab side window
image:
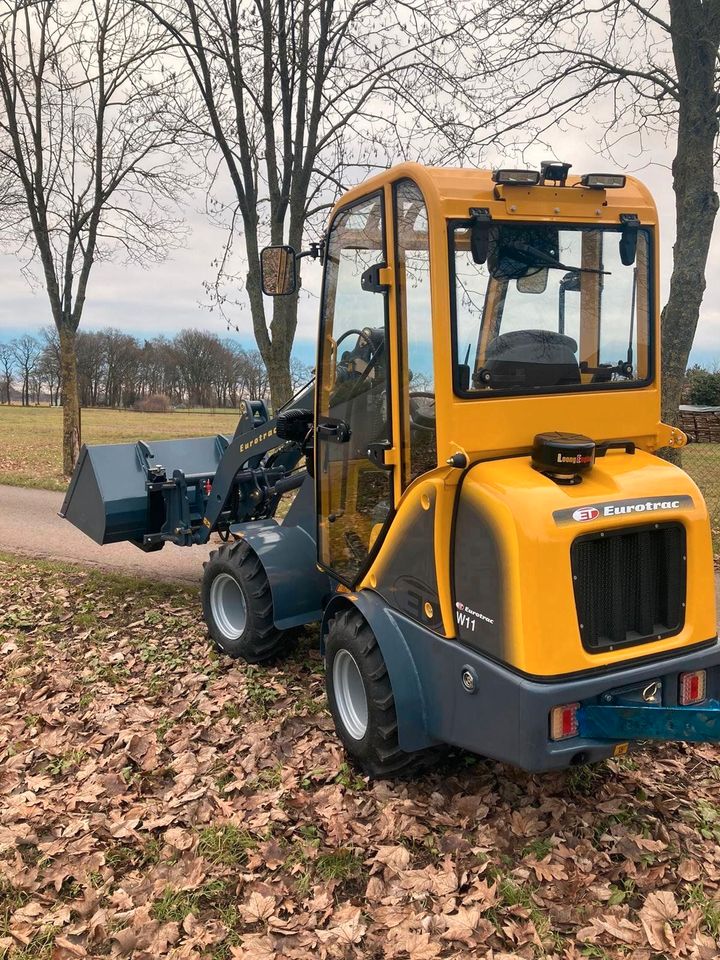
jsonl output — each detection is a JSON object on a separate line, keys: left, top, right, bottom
{"left": 394, "top": 180, "right": 436, "bottom": 486}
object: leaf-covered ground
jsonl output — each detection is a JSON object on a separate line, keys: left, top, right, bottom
{"left": 2, "top": 553, "right": 720, "bottom": 960}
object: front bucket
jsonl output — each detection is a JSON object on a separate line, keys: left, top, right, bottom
{"left": 60, "top": 435, "right": 227, "bottom": 546}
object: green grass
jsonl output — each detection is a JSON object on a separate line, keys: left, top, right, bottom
{"left": 683, "top": 443, "right": 720, "bottom": 541}
{"left": 150, "top": 880, "right": 232, "bottom": 924}
{"left": 685, "top": 883, "right": 720, "bottom": 939}
{"left": 0, "top": 403, "right": 239, "bottom": 491}
{"left": 314, "top": 848, "right": 364, "bottom": 883}
{"left": 198, "top": 825, "right": 258, "bottom": 866}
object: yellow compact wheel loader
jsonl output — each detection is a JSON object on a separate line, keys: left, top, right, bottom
{"left": 63, "top": 160, "right": 719, "bottom": 777}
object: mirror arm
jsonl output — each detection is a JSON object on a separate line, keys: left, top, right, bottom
{"left": 297, "top": 239, "right": 325, "bottom": 263}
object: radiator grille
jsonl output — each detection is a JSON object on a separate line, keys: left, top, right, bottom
{"left": 571, "top": 523, "right": 686, "bottom": 652}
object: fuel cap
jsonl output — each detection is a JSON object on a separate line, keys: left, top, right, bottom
{"left": 532, "top": 432, "right": 595, "bottom": 484}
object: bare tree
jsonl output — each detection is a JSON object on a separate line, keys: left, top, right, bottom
{"left": 101, "top": 329, "right": 141, "bottom": 407}
{"left": 0, "top": 0, "right": 190, "bottom": 472}
{"left": 462, "top": 0, "right": 720, "bottom": 457}
{"left": 39, "top": 326, "right": 62, "bottom": 405}
{"left": 173, "top": 328, "right": 224, "bottom": 407}
{"left": 2, "top": 325, "right": 305, "bottom": 407}
{"left": 76, "top": 331, "right": 107, "bottom": 408}
{"left": 11, "top": 334, "right": 40, "bottom": 406}
{"left": 138, "top": 0, "right": 484, "bottom": 410}
{"left": 0, "top": 342, "right": 14, "bottom": 403}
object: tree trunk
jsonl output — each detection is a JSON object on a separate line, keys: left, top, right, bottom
{"left": 264, "top": 286, "right": 300, "bottom": 411}
{"left": 59, "top": 326, "right": 81, "bottom": 474}
{"left": 266, "top": 343, "right": 293, "bottom": 411}
{"left": 660, "top": 1, "right": 720, "bottom": 463}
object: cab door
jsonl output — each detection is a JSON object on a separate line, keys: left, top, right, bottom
{"left": 316, "top": 192, "right": 395, "bottom": 585}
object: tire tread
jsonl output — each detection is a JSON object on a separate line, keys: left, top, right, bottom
{"left": 325, "top": 607, "right": 436, "bottom": 779}
{"left": 201, "top": 540, "right": 294, "bottom": 663}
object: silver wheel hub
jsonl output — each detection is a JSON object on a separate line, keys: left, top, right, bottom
{"left": 333, "top": 649, "right": 369, "bottom": 740}
{"left": 210, "top": 572, "right": 248, "bottom": 640}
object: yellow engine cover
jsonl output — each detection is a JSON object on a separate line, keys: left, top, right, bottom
{"left": 452, "top": 450, "right": 716, "bottom": 677}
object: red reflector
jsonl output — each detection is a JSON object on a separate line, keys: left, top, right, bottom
{"left": 550, "top": 703, "right": 580, "bottom": 741}
{"left": 679, "top": 670, "right": 706, "bottom": 706}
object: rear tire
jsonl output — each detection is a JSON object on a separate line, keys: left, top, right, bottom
{"left": 202, "top": 540, "right": 294, "bottom": 662}
{"left": 325, "top": 607, "right": 433, "bottom": 779}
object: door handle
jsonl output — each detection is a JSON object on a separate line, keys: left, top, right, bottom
{"left": 317, "top": 418, "right": 352, "bottom": 443}
{"left": 367, "top": 440, "right": 393, "bottom": 470}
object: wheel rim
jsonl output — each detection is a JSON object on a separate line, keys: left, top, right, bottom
{"left": 333, "top": 649, "right": 369, "bottom": 740}
{"left": 210, "top": 573, "right": 248, "bottom": 640}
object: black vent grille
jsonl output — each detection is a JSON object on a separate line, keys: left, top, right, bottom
{"left": 571, "top": 523, "right": 686, "bottom": 652}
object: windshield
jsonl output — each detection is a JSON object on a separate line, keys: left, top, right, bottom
{"left": 451, "top": 223, "right": 652, "bottom": 395}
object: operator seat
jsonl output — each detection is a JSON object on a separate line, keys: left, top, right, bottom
{"left": 483, "top": 329, "right": 581, "bottom": 389}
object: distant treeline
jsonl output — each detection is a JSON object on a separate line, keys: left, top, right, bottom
{"left": 685, "top": 365, "right": 720, "bottom": 407}
{"left": 0, "top": 328, "right": 312, "bottom": 410}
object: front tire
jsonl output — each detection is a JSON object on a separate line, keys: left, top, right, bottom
{"left": 202, "top": 540, "right": 293, "bottom": 662}
{"left": 325, "top": 607, "right": 432, "bottom": 778}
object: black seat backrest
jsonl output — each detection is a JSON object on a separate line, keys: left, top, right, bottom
{"left": 484, "top": 329, "right": 581, "bottom": 388}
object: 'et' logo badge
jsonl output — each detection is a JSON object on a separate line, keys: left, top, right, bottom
{"left": 572, "top": 506, "right": 600, "bottom": 523}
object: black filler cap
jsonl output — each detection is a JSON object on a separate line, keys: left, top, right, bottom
{"left": 532, "top": 432, "right": 595, "bottom": 484}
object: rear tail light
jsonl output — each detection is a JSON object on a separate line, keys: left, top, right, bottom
{"left": 550, "top": 703, "right": 580, "bottom": 741}
{"left": 679, "top": 670, "right": 706, "bottom": 706}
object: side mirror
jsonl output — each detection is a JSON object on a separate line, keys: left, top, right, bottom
{"left": 260, "top": 245, "right": 297, "bottom": 296}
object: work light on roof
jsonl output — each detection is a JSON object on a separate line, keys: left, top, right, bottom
{"left": 491, "top": 168, "right": 541, "bottom": 186}
{"left": 580, "top": 173, "right": 626, "bottom": 189}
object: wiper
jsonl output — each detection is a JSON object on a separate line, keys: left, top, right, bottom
{"left": 504, "top": 242, "right": 610, "bottom": 276}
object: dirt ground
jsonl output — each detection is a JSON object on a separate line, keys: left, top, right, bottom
{"left": 2, "top": 554, "right": 720, "bottom": 960}
{"left": 0, "top": 485, "right": 212, "bottom": 584}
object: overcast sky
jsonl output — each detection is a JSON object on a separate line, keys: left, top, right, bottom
{"left": 0, "top": 127, "right": 718, "bottom": 370}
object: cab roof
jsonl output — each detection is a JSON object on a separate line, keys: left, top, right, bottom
{"left": 336, "top": 161, "right": 658, "bottom": 228}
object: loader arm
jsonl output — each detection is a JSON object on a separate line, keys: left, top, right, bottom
{"left": 61, "top": 380, "right": 315, "bottom": 550}
{"left": 190, "top": 416, "right": 303, "bottom": 545}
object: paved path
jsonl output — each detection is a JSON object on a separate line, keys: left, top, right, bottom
{"left": 1, "top": 485, "right": 719, "bottom": 624}
{"left": 0, "top": 484, "right": 212, "bottom": 584}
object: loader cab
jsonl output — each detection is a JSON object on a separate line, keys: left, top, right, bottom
{"left": 309, "top": 166, "right": 657, "bottom": 592}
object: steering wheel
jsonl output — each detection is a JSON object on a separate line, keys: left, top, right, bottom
{"left": 335, "top": 327, "right": 379, "bottom": 364}
{"left": 408, "top": 391, "right": 436, "bottom": 432}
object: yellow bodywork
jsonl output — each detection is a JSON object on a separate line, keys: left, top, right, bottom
{"left": 450, "top": 452, "right": 714, "bottom": 676}
{"left": 316, "top": 162, "right": 715, "bottom": 678}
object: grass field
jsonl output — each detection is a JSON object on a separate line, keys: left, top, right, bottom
{"left": 0, "top": 404, "right": 240, "bottom": 491}
{"left": 684, "top": 444, "right": 720, "bottom": 515}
